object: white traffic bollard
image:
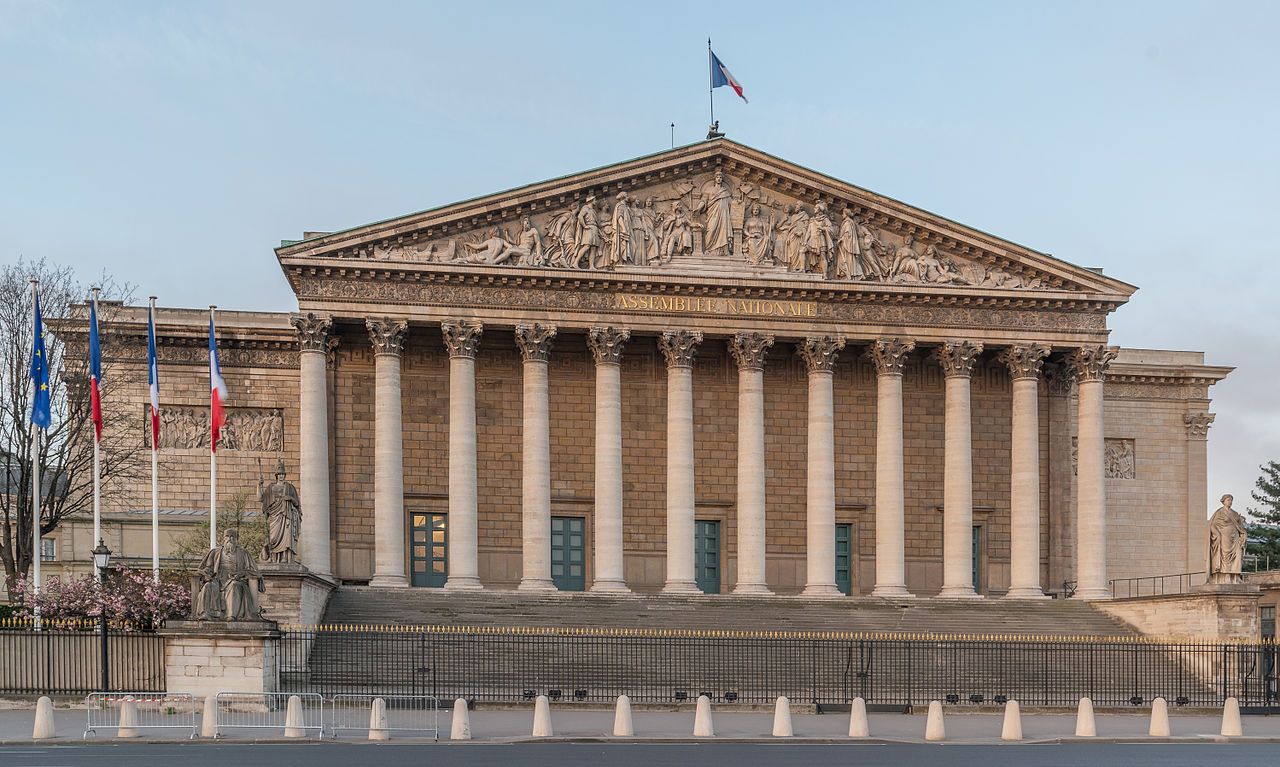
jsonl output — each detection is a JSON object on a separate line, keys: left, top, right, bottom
{"left": 368, "top": 697, "right": 389, "bottom": 741}
{"left": 1221, "top": 696, "right": 1242, "bottom": 737}
{"left": 450, "top": 698, "right": 471, "bottom": 740}
{"left": 283, "top": 694, "right": 306, "bottom": 738}
{"left": 772, "top": 696, "right": 793, "bottom": 737}
{"left": 1075, "top": 697, "right": 1096, "bottom": 737}
{"left": 613, "top": 695, "right": 634, "bottom": 737}
{"left": 201, "top": 695, "right": 218, "bottom": 738}
{"left": 116, "top": 699, "right": 140, "bottom": 738}
{"left": 32, "top": 696, "right": 55, "bottom": 740}
{"left": 924, "top": 700, "right": 945, "bottom": 742}
{"left": 1149, "top": 697, "right": 1170, "bottom": 737}
{"left": 1001, "top": 699, "right": 1023, "bottom": 741}
{"left": 848, "top": 697, "right": 869, "bottom": 738}
{"left": 532, "top": 695, "right": 553, "bottom": 737}
{"left": 693, "top": 695, "right": 714, "bottom": 737}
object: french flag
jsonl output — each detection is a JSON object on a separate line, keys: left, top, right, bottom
{"left": 208, "top": 310, "right": 229, "bottom": 452}
{"left": 88, "top": 296, "right": 103, "bottom": 442}
{"left": 146, "top": 300, "right": 160, "bottom": 450}
{"left": 710, "top": 48, "right": 748, "bottom": 103}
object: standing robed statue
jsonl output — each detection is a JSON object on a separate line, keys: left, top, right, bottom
{"left": 1207, "top": 493, "right": 1247, "bottom": 584}
{"left": 260, "top": 459, "right": 302, "bottom": 565}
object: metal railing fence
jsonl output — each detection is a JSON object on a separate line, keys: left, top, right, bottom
{"left": 1109, "top": 572, "right": 1208, "bottom": 599}
{"left": 83, "top": 692, "right": 198, "bottom": 739}
{"left": 213, "top": 692, "right": 325, "bottom": 738}
{"left": 328, "top": 694, "right": 440, "bottom": 739}
{"left": 279, "top": 625, "right": 1280, "bottom": 709}
{"left": 0, "top": 624, "right": 166, "bottom": 695}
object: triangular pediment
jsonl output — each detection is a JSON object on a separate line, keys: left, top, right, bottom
{"left": 276, "top": 140, "right": 1135, "bottom": 303}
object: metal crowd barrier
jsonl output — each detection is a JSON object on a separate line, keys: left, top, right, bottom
{"left": 328, "top": 694, "right": 441, "bottom": 740}
{"left": 83, "top": 692, "right": 198, "bottom": 739}
{"left": 213, "top": 692, "right": 325, "bottom": 738}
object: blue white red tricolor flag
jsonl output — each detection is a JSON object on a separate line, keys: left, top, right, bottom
{"left": 147, "top": 302, "right": 160, "bottom": 450}
{"left": 710, "top": 48, "right": 747, "bottom": 103}
{"left": 208, "top": 311, "right": 229, "bottom": 452}
{"left": 88, "top": 297, "right": 103, "bottom": 442}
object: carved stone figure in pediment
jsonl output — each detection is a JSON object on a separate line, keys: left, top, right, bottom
{"left": 696, "top": 170, "right": 734, "bottom": 257}
{"left": 779, "top": 204, "right": 810, "bottom": 272}
{"left": 608, "top": 192, "right": 636, "bottom": 268}
{"left": 804, "top": 201, "right": 836, "bottom": 277}
{"left": 660, "top": 200, "right": 694, "bottom": 262}
{"left": 890, "top": 235, "right": 922, "bottom": 282}
{"left": 855, "top": 217, "right": 890, "bottom": 279}
{"left": 742, "top": 203, "right": 776, "bottom": 266}
{"left": 632, "top": 197, "right": 659, "bottom": 267}
{"left": 573, "top": 195, "right": 603, "bottom": 269}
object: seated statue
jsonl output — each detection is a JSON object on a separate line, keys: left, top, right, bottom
{"left": 194, "top": 528, "right": 265, "bottom": 621}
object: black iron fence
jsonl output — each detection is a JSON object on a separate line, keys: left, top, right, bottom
{"left": 1109, "top": 571, "right": 1208, "bottom": 599}
{"left": 279, "top": 625, "right": 1280, "bottom": 709}
{"left": 0, "top": 621, "right": 166, "bottom": 695}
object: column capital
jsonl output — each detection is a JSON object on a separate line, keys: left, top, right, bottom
{"left": 1066, "top": 345, "right": 1119, "bottom": 383}
{"left": 365, "top": 317, "right": 408, "bottom": 356}
{"left": 292, "top": 312, "right": 332, "bottom": 352}
{"left": 515, "top": 322, "right": 557, "bottom": 363}
{"left": 797, "top": 335, "right": 846, "bottom": 373}
{"left": 934, "top": 340, "right": 985, "bottom": 378}
{"left": 1185, "top": 411, "right": 1215, "bottom": 440}
{"left": 730, "top": 332, "right": 775, "bottom": 371}
{"left": 998, "top": 344, "right": 1051, "bottom": 381}
{"left": 441, "top": 319, "right": 483, "bottom": 359}
{"left": 865, "top": 337, "right": 915, "bottom": 376}
{"left": 1042, "top": 362, "right": 1075, "bottom": 396}
{"left": 588, "top": 326, "right": 631, "bottom": 365}
{"left": 659, "top": 329, "right": 704, "bottom": 369}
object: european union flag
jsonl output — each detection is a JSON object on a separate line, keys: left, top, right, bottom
{"left": 29, "top": 291, "right": 51, "bottom": 429}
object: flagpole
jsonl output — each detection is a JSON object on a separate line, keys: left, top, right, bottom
{"left": 149, "top": 297, "right": 160, "bottom": 582}
{"left": 707, "top": 38, "right": 715, "bottom": 128}
{"left": 29, "top": 279, "right": 41, "bottom": 630}
{"left": 91, "top": 287, "right": 102, "bottom": 583}
{"left": 209, "top": 305, "right": 218, "bottom": 550}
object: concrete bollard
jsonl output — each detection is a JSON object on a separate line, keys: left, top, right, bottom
{"left": 283, "top": 694, "right": 306, "bottom": 738}
{"left": 1075, "top": 697, "right": 1096, "bottom": 737}
{"left": 532, "top": 695, "right": 553, "bottom": 737}
{"left": 368, "top": 697, "right": 389, "bottom": 741}
{"left": 116, "top": 699, "right": 140, "bottom": 738}
{"left": 924, "top": 700, "right": 945, "bottom": 742}
{"left": 201, "top": 695, "right": 218, "bottom": 738}
{"left": 450, "top": 698, "right": 471, "bottom": 741}
{"left": 693, "top": 695, "right": 714, "bottom": 737}
{"left": 1221, "top": 696, "right": 1242, "bottom": 737}
{"left": 1001, "top": 699, "right": 1023, "bottom": 741}
{"left": 848, "top": 697, "right": 869, "bottom": 738}
{"left": 772, "top": 696, "right": 793, "bottom": 737}
{"left": 612, "top": 695, "right": 634, "bottom": 737}
{"left": 32, "top": 696, "right": 55, "bottom": 740}
{"left": 1149, "top": 697, "right": 1170, "bottom": 737}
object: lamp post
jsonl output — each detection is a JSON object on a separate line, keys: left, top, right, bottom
{"left": 92, "top": 539, "right": 111, "bottom": 692}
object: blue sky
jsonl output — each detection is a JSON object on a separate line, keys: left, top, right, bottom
{"left": 2, "top": 0, "right": 1277, "bottom": 511}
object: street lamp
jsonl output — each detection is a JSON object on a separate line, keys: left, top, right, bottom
{"left": 92, "top": 539, "right": 111, "bottom": 692}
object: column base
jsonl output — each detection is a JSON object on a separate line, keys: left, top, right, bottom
{"left": 662, "top": 580, "right": 702, "bottom": 595}
{"left": 937, "top": 586, "right": 983, "bottom": 599}
{"left": 1072, "top": 587, "right": 1111, "bottom": 600}
{"left": 590, "top": 579, "right": 631, "bottom": 594}
{"left": 1003, "top": 587, "right": 1050, "bottom": 600}
{"left": 444, "top": 576, "right": 484, "bottom": 591}
{"left": 870, "top": 584, "right": 914, "bottom": 598}
{"left": 518, "top": 578, "right": 556, "bottom": 592}
{"left": 368, "top": 574, "right": 408, "bottom": 588}
{"left": 801, "top": 583, "right": 844, "bottom": 598}
{"left": 732, "top": 583, "right": 773, "bottom": 596}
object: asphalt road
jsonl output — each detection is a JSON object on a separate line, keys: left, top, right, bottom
{"left": 1, "top": 742, "right": 1276, "bottom": 767}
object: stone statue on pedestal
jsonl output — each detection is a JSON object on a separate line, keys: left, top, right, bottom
{"left": 194, "top": 529, "right": 265, "bottom": 621}
{"left": 1208, "top": 494, "right": 1247, "bottom": 584}
{"left": 259, "top": 460, "right": 302, "bottom": 565}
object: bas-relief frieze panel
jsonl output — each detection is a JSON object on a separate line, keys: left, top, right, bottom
{"left": 1070, "top": 437, "right": 1137, "bottom": 480}
{"left": 322, "top": 171, "right": 1052, "bottom": 290}
{"left": 110, "top": 338, "right": 297, "bottom": 369}
{"left": 1104, "top": 381, "right": 1211, "bottom": 401}
{"left": 145, "top": 405, "right": 284, "bottom": 452}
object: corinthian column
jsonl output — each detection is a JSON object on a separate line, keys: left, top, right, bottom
{"left": 999, "top": 344, "right": 1051, "bottom": 599}
{"left": 867, "top": 338, "right": 914, "bottom": 598}
{"left": 366, "top": 317, "right": 408, "bottom": 587}
{"left": 588, "top": 326, "right": 631, "bottom": 592}
{"left": 935, "top": 340, "right": 983, "bottom": 599}
{"left": 1068, "top": 345, "right": 1118, "bottom": 600}
{"left": 659, "top": 330, "right": 702, "bottom": 594}
{"left": 442, "top": 319, "right": 484, "bottom": 590}
{"left": 515, "top": 323, "right": 557, "bottom": 591}
{"left": 730, "top": 332, "right": 774, "bottom": 594}
{"left": 799, "top": 335, "right": 845, "bottom": 597}
{"left": 292, "top": 313, "right": 333, "bottom": 577}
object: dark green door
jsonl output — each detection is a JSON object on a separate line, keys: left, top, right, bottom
{"left": 972, "top": 526, "right": 982, "bottom": 593}
{"left": 694, "top": 519, "right": 720, "bottom": 594}
{"left": 835, "top": 523, "right": 853, "bottom": 595}
{"left": 551, "top": 516, "right": 586, "bottom": 591}
{"left": 410, "top": 512, "right": 447, "bottom": 588}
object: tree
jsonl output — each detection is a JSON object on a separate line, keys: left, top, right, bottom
{"left": 171, "top": 490, "right": 266, "bottom": 571}
{"left": 1245, "top": 460, "right": 1280, "bottom": 570}
{"left": 0, "top": 258, "right": 143, "bottom": 600}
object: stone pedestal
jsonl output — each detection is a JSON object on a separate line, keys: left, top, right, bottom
{"left": 258, "top": 563, "right": 337, "bottom": 627}
{"left": 159, "top": 620, "right": 281, "bottom": 700}
{"left": 1093, "top": 586, "right": 1262, "bottom": 641}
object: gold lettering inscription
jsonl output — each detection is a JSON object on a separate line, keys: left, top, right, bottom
{"left": 614, "top": 294, "right": 816, "bottom": 318}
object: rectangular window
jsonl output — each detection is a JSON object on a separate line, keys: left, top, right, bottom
{"left": 40, "top": 538, "right": 55, "bottom": 562}
{"left": 1262, "top": 606, "right": 1276, "bottom": 640}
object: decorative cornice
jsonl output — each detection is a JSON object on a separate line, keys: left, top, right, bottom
{"left": 998, "top": 344, "right": 1051, "bottom": 381}
{"left": 866, "top": 338, "right": 915, "bottom": 376}
{"left": 1066, "top": 345, "right": 1119, "bottom": 383}
{"left": 514, "top": 322, "right": 557, "bottom": 363}
{"left": 365, "top": 317, "right": 408, "bottom": 356}
{"left": 291, "top": 312, "right": 332, "bottom": 353}
{"left": 797, "top": 336, "right": 846, "bottom": 374}
{"left": 1185, "top": 411, "right": 1215, "bottom": 440}
{"left": 441, "top": 319, "right": 483, "bottom": 359}
{"left": 658, "top": 329, "right": 703, "bottom": 369}
{"left": 729, "top": 332, "right": 775, "bottom": 371}
{"left": 934, "top": 340, "right": 984, "bottom": 378}
{"left": 587, "top": 326, "right": 630, "bottom": 365}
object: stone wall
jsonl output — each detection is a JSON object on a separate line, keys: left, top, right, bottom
{"left": 160, "top": 623, "right": 279, "bottom": 700}
{"left": 1092, "top": 591, "right": 1261, "bottom": 641}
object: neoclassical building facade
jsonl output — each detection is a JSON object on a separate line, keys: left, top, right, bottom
{"left": 91, "top": 141, "right": 1230, "bottom": 599}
